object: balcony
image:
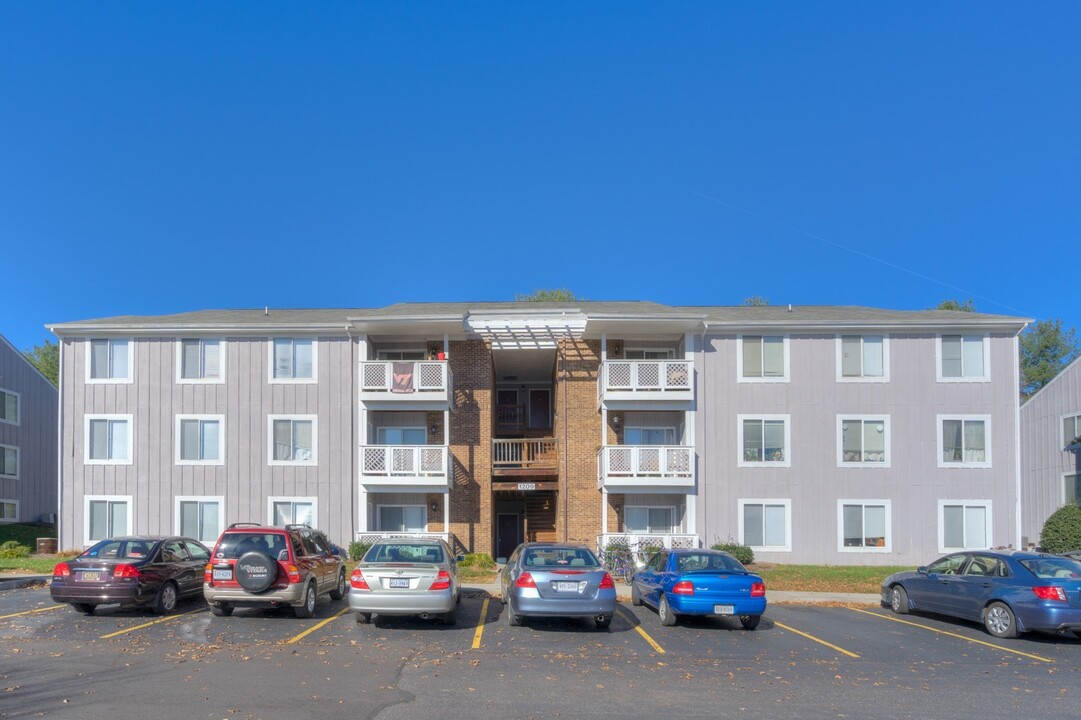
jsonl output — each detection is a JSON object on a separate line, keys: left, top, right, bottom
{"left": 492, "top": 438, "right": 559, "bottom": 486}
{"left": 597, "top": 445, "right": 695, "bottom": 489}
{"left": 360, "top": 445, "right": 449, "bottom": 488}
{"left": 360, "top": 361, "right": 451, "bottom": 407}
{"left": 597, "top": 533, "right": 701, "bottom": 561}
{"left": 598, "top": 360, "right": 693, "bottom": 407}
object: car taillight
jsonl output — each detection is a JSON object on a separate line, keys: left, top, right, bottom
{"left": 598, "top": 572, "right": 615, "bottom": 589}
{"left": 1032, "top": 586, "right": 1068, "bottom": 602}
{"left": 53, "top": 562, "right": 70, "bottom": 578}
{"left": 286, "top": 564, "right": 302, "bottom": 584}
{"left": 113, "top": 564, "right": 141, "bottom": 579}
{"left": 204, "top": 563, "right": 213, "bottom": 583}
{"left": 751, "top": 582, "right": 766, "bottom": 597}
{"left": 429, "top": 570, "right": 452, "bottom": 591}
{"left": 350, "top": 569, "right": 370, "bottom": 590}
{"left": 672, "top": 580, "right": 695, "bottom": 595}
{"left": 515, "top": 572, "right": 537, "bottom": 589}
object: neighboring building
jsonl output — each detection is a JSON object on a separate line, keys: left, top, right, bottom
{"left": 48, "top": 302, "right": 1027, "bottom": 564}
{"left": 0, "top": 332, "right": 58, "bottom": 526}
{"left": 1020, "top": 355, "right": 1081, "bottom": 548}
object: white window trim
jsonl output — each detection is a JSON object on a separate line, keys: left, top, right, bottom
{"left": 175, "top": 414, "right": 226, "bottom": 466}
{"left": 623, "top": 426, "right": 678, "bottom": 446}
{"left": 1061, "top": 471, "right": 1080, "bottom": 506}
{"left": 624, "top": 347, "right": 676, "bottom": 359}
{"left": 268, "top": 338, "right": 319, "bottom": 384}
{"left": 0, "top": 444, "right": 18, "bottom": 480}
{"left": 837, "top": 499, "right": 892, "bottom": 553}
{"left": 835, "top": 335, "right": 890, "bottom": 383}
{"left": 0, "top": 498, "right": 19, "bottom": 523}
{"left": 936, "top": 414, "right": 992, "bottom": 469}
{"left": 622, "top": 504, "right": 679, "bottom": 534}
{"left": 737, "top": 414, "right": 792, "bottom": 468}
{"left": 175, "top": 338, "right": 226, "bottom": 384}
{"left": 375, "top": 503, "right": 428, "bottom": 532}
{"left": 84, "top": 414, "right": 135, "bottom": 465}
{"left": 83, "top": 495, "right": 133, "bottom": 546}
{"left": 267, "top": 415, "right": 318, "bottom": 466}
{"left": 737, "top": 498, "right": 792, "bottom": 552}
{"left": 85, "top": 338, "right": 135, "bottom": 384}
{"left": 836, "top": 415, "right": 891, "bottom": 468}
{"left": 937, "top": 499, "right": 993, "bottom": 553}
{"left": 375, "top": 426, "right": 427, "bottom": 445}
{"left": 736, "top": 335, "right": 790, "bottom": 383}
{"left": 174, "top": 495, "right": 226, "bottom": 541}
{"left": 375, "top": 349, "right": 427, "bottom": 361}
{"left": 0, "top": 387, "right": 20, "bottom": 426}
{"left": 267, "top": 496, "right": 319, "bottom": 528}
{"left": 935, "top": 334, "right": 991, "bottom": 383}
{"left": 1060, "top": 412, "right": 1081, "bottom": 449}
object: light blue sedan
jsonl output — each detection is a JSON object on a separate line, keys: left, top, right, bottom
{"left": 631, "top": 549, "right": 767, "bottom": 628}
{"left": 499, "top": 543, "right": 617, "bottom": 629}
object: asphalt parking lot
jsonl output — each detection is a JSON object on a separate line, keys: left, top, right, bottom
{"left": 1, "top": 586, "right": 1079, "bottom": 720}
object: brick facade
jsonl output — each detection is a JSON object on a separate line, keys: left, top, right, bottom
{"left": 554, "top": 339, "right": 604, "bottom": 546}
{"left": 447, "top": 339, "right": 494, "bottom": 555}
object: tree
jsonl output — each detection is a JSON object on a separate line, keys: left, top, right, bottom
{"left": 23, "top": 340, "right": 59, "bottom": 387}
{"left": 934, "top": 299, "right": 976, "bottom": 312}
{"left": 1020, "top": 318, "right": 1080, "bottom": 399}
{"left": 742, "top": 296, "right": 770, "bottom": 307}
{"left": 516, "top": 289, "right": 580, "bottom": 302}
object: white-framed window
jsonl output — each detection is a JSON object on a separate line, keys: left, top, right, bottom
{"left": 1064, "top": 473, "right": 1081, "bottom": 507}
{"left": 175, "top": 415, "right": 225, "bottom": 465}
{"left": 376, "top": 350, "right": 426, "bottom": 361}
{"left": 84, "top": 415, "right": 134, "bottom": 465}
{"left": 738, "top": 414, "right": 791, "bottom": 467}
{"left": 624, "top": 427, "right": 677, "bottom": 445}
{"left": 86, "top": 339, "right": 133, "bottom": 383}
{"left": 377, "top": 505, "right": 426, "bottom": 532}
{"left": 1062, "top": 414, "right": 1081, "bottom": 449}
{"left": 268, "top": 496, "right": 317, "bottom": 527}
{"left": 84, "top": 495, "right": 132, "bottom": 545}
{"left": 837, "top": 416, "right": 890, "bottom": 467}
{"left": 938, "top": 500, "right": 991, "bottom": 552}
{"left": 836, "top": 335, "right": 889, "bottom": 382}
{"left": 376, "top": 427, "right": 427, "bottom": 445}
{"left": 270, "top": 338, "right": 317, "bottom": 382}
{"left": 0, "top": 388, "right": 19, "bottom": 426}
{"left": 738, "top": 499, "right": 791, "bottom": 552}
{"left": 838, "top": 500, "right": 891, "bottom": 552}
{"left": 737, "top": 335, "right": 789, "bottom": 382}
{"left": 177, "top": 338, "right": 223, "bottom": 383}
{"left": 0, "top": 444, "right": 18, "bottom": 480}
{"left": 0, "top": 499, "right": 18, "bottom": 522}
{"left": 937, "top": 334, "right": 990, "bottom": 382}
{"left": 268, "top": 415, "right": 317, "bottom": 465}
{"left": 624, "top": 506, "right": 677, "bottom": 534}
{"left": 937, "top": 415, "right": 991, "bottom": 468}
{"left": 624, "top": 348, "right": 675, "bottom": 359}
{"left": 175, "top": 496, "right": 224, "bottom": 543}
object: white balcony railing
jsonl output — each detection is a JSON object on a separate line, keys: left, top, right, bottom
{"left": 597, "top": 533, "right": 701, "bottom": 562}
{"left": 360, "top": 361, "right": 451, "bottom": 403}
{"left": 599, "top": 360, "right": 693, "bottom": 405}
{"left": 597, "top": 445, "right": 695, "bottom": 488}
{"left": 360, "top": 445, "right": 449, "bottom": 487}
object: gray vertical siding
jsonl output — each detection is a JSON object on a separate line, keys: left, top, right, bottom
{"left": 0, "top": 333, "right": 58, "bottom": 524}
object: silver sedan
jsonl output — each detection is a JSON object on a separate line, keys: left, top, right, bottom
{"left": 499, "top": 543, "right": 617, "bottom": 629}
{"left": 349, "top": 539, "right": 461, "bottom": 625}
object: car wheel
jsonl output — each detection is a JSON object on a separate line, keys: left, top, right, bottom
{"left": 442, "top": 607, "right": 457, "bottom": 625}
{"left": 630, "top": 583, "right": 643, "bottom": 607}
{"left": 329, "top": 570, "right": 346, "bottom": 601}
{"left": 211, "top": 602, "right": 233, "bottom": 617}
{"left": 154, "top": 581, "right": 179, "bottom": 615}
{"left": 595, "top": 614, "right": 612, "bottom": 630}
{"left": 355, "top": 612, "right": 371, "bottom": 624}
{"left": 294, "top": 583, "right": 317, "bottom": 619}
{"left": 984, "top": 601, "right": 1018, "bottom": 639}
{"left": 658, "top": 594, "right": 677, "bottom": 627}
{"left": 71, "top": 603, "right": 95, "bottom": 615}
{"left": 890, "top": 585, "right": 910, "bottom": 615}
{"left": 739, "top": 614, "right": 761, "bottom": 630}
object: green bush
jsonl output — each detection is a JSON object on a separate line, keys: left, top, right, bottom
{"left": 0, "top": 541, "right": 32, "bottom": 559}
{"left": 710, "top": 542, "right": 755, "bottom": 566}
{"left": 458, "top": 552, "right": 496, "bottom": 569}
{"left": 1040, "top": 504, "right": 1081, "bottom": 554}
{"left": 348, "top": 541, "right": 372, "bottom": 561}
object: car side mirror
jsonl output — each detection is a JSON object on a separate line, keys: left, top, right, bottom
{"left": 917, "top": 566, "right": 927, "bottom": 575}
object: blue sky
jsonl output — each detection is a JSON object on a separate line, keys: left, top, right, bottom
{"left": 2, "top": 2, "right": 1078, "bottom": 352}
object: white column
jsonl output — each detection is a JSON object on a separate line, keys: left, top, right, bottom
{"left": 685, "top": 492, "right": 697, "bottom": 539}
{"left": 601, "top": 488, "right": 609, "bottom": 537}
{"left": 357, "top": 332, "right": 369, "bottom": 535}
{"left": 358, "top": 487, "right": 368, "bottom": 534}
{"left": 443, "top": 490, "right": 450, "bottom": 536}
{"left": 443, "top": 332, "right": 449, "bottom": 359}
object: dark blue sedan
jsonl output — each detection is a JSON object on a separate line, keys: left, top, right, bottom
{"left": 882, "top": 550, "right": 1081, "bottom": 639}
{"left": 630, "top": 549, "right": 766, "bottom": 628}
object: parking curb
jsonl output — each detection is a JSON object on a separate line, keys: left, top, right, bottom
{"left": 0, "top": 575, "right": 51, "bottom": 591}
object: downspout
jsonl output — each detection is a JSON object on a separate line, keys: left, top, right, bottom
{"left": 345, "top": 325, "right": 356, "bottom": 543}
{"left": 700, "top": 322, "right": 708, "bottom": 546}
{"left": 1013, "top": 327, "right": 1027, "bottom": 549}
{"left": 562, "top": 342, "right": 569, "bottom": 542}
{"left": 56, "top": 336, "right": 64, "bottom": 548}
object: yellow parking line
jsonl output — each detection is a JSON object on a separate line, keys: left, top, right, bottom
{"left": 774, "top": 620, "right": 860, "bottom": 658}
{"left": 283, "top": 607, "right": 351, "bottom": 645}
{"left": 99, "top": 607, "right": 204, "bottom": 639}
{"left": 0, "top": 604, "right": 65, "bottom": 620}
{"left": 471, "top": 597, "right": 490, "bottom": 649}
{"left": 849, "top": 607, "right": 1054, "bottom": 663}
{"left": 615, "top": 608, "right": 665, "bottom": 654}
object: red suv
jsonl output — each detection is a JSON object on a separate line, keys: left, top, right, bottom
{"left": 203, "top": 523, "right": 346, "bottom": 618}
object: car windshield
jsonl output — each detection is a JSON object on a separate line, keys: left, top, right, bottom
{"left": 366, "top": 544, "right": 445, "bottom": 564}
{"left": 80, "top": 539, "right": 155, "bottom": 560}
{"left": 215, "top": 532, "right": 289, "bottom": 560}
{"left": 676, "top": 552, "right": 746, "bottom": 573}
{"left": 1020, "top": 558, "right": 1081, "bottom": 579}
{"left": 522, "top": 547, "right": 600, "bottom": 568}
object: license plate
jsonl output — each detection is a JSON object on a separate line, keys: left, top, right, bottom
{"left": 713, "top": 604, "right": 735, "bottom": 615}
{"left": 554, "top": 581, "right": 580, "bottom": 593}
{"left": 77, "top": 571, "right": 101, "bottom": 582}
{"left": 212, "top": 569, "right": 232, "bottom": 581}
{"left": 388, "top": 578, "right": 409, "bottom": 589}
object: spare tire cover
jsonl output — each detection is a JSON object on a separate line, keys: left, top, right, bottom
{"left": 235, "top": 551, "right": 278, "bottom": 592}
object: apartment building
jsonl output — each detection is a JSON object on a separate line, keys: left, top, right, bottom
{"left": 0, "top": 332, "right": 58, "bottom": 525}
{"left": 49, "top": 302, "right": 1027, "bottom": 565}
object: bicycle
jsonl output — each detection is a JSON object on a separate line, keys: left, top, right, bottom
{"left": 600, "top": 544, "right": 637, "bottom": 583}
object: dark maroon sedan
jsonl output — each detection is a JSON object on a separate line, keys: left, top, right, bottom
{"left": 51, "top": 536, "right": 211, "bottom": 615}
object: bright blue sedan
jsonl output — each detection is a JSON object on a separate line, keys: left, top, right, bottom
{"left": 630, "top": 549, "right": 766, "bottom": 628}
{"left": 882, "top": 550, "right": 1081, "bottom": 639}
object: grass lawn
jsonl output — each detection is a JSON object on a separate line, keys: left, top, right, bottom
{"left": 750, "top": 563, "right": 911, "bottom": 594}
{"left": 0, "top": 557, "right": 59, "bottom": 574}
